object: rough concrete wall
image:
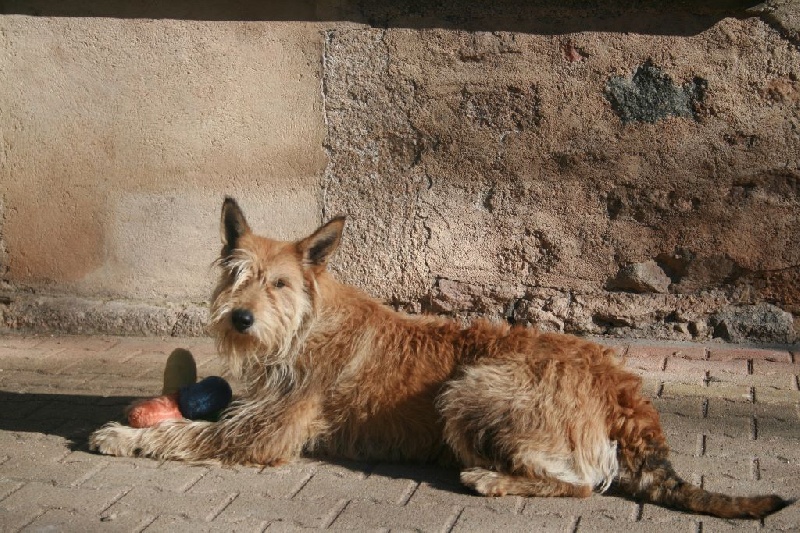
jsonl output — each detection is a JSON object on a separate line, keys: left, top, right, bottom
{"left": 322, "top": 9, "right": 800, "bottom": 343}
{"left": 1, "top": 1, "right": 798, "bottom": 342}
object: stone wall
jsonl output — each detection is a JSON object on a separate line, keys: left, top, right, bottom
{"left": 1, "top": 1, "right": 798, "bottom": 342}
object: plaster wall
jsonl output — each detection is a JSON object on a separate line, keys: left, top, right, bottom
{"left": 1, "top": 16, "right": 326, "bottom": 301}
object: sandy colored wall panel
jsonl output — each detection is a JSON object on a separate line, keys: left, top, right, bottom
{"left": 1, "top": 17, "right": 326, "bottom": 302}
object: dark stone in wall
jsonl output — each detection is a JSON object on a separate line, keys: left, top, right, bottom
{"left": 710, "top": 304, "right": 795, "bottom": 343}
{"left": 605, "top": 62, "right": 707, "bottom": 124}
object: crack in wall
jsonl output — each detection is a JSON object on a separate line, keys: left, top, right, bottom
{"left": 320, "top": 29, "right": 336, "bottom": 225}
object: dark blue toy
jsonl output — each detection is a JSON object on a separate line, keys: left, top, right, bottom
{"left": 178, "top": 376, "right": 233, "bottom": 420}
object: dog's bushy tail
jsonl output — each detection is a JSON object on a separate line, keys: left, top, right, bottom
{"left": 621, "top": 453, "right": 791, "bottom": 519}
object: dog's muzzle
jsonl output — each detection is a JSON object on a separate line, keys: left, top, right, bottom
{"left": 231, "top": 308, "right": 254, "bottom": 333}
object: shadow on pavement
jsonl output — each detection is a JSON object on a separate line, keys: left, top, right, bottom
{"left": 0, "top": 390, "right": 134, "bottom": 450}
{"left": 0, "top": 389, "right": 466, "bottom": 493}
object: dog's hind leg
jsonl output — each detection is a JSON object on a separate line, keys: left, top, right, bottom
{"left": 438, "top": 358, "right": 616, "bottom": 498}
{"left": 461, "top": 467, "right": 591, "bottom": 498}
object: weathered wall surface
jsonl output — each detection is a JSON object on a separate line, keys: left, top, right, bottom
{"left": 1, "top": 1, "right": 798, "bottom": 342}
{"left": 323, "top": 16, "right": 800, "bottom": 343}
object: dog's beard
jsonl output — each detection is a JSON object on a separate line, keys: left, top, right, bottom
{"left": 209, "top": 291, "right": 313, "bottom": 392}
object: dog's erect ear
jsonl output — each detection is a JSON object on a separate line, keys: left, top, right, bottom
{"left": 297, "top": 216, "right": 345, "bottom": 269}
{"left": 220, "top": 197, "right": 251, "bottom": 251}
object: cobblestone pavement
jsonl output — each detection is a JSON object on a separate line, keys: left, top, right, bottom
{"left": 0, "top": 335, "right": 798, "bottom": 532}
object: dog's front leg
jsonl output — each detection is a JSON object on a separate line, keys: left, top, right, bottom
{"left": 89, "top": 393, "right": 324, "bottom": 465}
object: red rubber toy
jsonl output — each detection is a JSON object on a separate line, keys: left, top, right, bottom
{"left": 126, "top": 393, "right": 183, "bottom": 428}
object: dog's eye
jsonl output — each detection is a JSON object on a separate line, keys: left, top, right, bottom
{"left": 273, "top": 279, "right": 287, "bottom": 289}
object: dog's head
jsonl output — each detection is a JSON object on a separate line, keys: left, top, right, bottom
{"left": 209, "top": 197, "right": 344, "bottom": 380}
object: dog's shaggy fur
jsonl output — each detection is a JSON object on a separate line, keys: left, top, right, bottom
{"left": 90, "top": 197, "right": 790, "bottom": 518}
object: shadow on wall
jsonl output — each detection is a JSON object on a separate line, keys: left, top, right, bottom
{"left": 1, "top": 0, "right": 765, "bottom": 35}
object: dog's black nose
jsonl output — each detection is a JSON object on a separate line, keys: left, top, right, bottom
{"left": 231, "top": 308, "right": 254, "bottom": 332}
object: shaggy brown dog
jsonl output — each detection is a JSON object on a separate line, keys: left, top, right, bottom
{"left": 90, "top": 197, "right": 790, "bottom": 518}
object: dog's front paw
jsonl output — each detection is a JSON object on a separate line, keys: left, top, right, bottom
{"left": 89, "top": 422, "right": 144, "bottom": 457}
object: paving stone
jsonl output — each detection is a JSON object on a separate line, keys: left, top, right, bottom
{"left": 665, "top": 357, "right": 748, "bottom": 378}
{"left": 640, "top": 502, "right": 708, "bottom": 526}
{"left": 35, "top": 336, "right": 121, "bottom": 354}
{"left": 724, "top": 373, "right": 798, "bottom": 392}
{"left": 753, "top": 387, "right": 800, "bottom": 405}
{"left": 701, "top": 476, "right": 796, "bottom": 504}
{"left": 756, "top": 414, "right": 800, "bottom": 440}
{"left": 62, "top": 356, "right": 143, "bottom": 379}
{"left": 0, "top": 505, "right": 44, "bottom": 532}
{"left": 704, "top": 434, "right": 800, "bottom": 463}
{"left": 0, "top": 415, "right": 67, "bottom": 435}
{"left": 105, "top": 486, "right": 237, "bottom": 523}
{"left": 0, "top": 457, "right": 103, "bottom": 486}
{"left": 0, "top": 477, "right": 24, "bottom": 501}
{"left": 751, "top": 359, "right": 800, "bottom": 375}
{"left": 763, "top": 501, "right": 800, "bottom": 532}
{"left": 0, "top": 348, "right": 76, "bottom": 373}
{"left": 708, "top": 347, "right": 792, "bottom": 362}
{"left": 98, "top": 379, "right": 170, "bottom": 399}
{"left": 0, "top": 335, "right": 45, "bottom": 349}
{"left": 143, "top": 514, "right": 266, "bottom": 533}
{"left": 652, "top": 397, "right": 705, "bottom": 418}
{"left": 694, "top": 516, "right": 760, "bottom": 532}
{"left": 32, "top": 401, "right": 124, "bottom": 424}
{"left": 661, "top": 431, "right": 704, "bottom": 457}
{"left": 624, "top": 355, "right": 665, "bottom": 372}
{"left": 632, "top": 369, "right": 699, "bottom": 385}
{"left": 182, "top": 338, "right": 224, "bottom": 369}
{"left": 1, "top": 433, "right": 71, "bottom": 462}
{"left": 0, "top": 370, "right": 101, "bottom": 394}
{"left": 756, "top": 458, "right": 800, "bottom": 486}
{"left": 664, "top": 411, "right": 750, "bottom": 440}
{"left": 0, "top": 395, "right": 49, "bottom": 420}
{"left": 56, "top": 418, "right": 129, "bottom": 447}
{"left": 264, "top": 522, "right": 346, "bottom": 532}
{"left": 669, "top": 455, "right": 751, "bottom": 485}
{"left": 112, "top": 337, "right": 193, "bottom": 357}
{"left": 1, "top": 481, "right": 126, "bottom": 513}
{"left": 627, "top": 345, "right": 707, "bottom": 360}
{"left": 657, "top": 409, "right": 751, "bottom": 449}
{"left": 190, "top": 462, "right": 316, "bottom": 499}
{"left": 705, "top": 398, "right": 796, "bottom": 420}
{"left": 217, "top": 493, "right": 344, "bottom": 528}
{"left": 452, "top": 506, "right": 575, "bottom": 532}
{"left": 82, "top": 462, "right": 208, "bottom": 492}
{"left": 661, "top": 382, "right": 752, "bottom": 402}
{"left": 294, "top": 466, "right": 415, "bottom": 505}
{"left": 61, "top": 449, "right": 163, "bottom": 468}
{"left": 523, "top": 493, "right": 637, "bottom": 520}
{"left": 576, "top": 516, "right": 699, "bottom": 532}
{"left": 20, "top": 508, "right": 155, "bottom": 532}
{"left": 331, "top": 500, "right": 459, "bottom": 531}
